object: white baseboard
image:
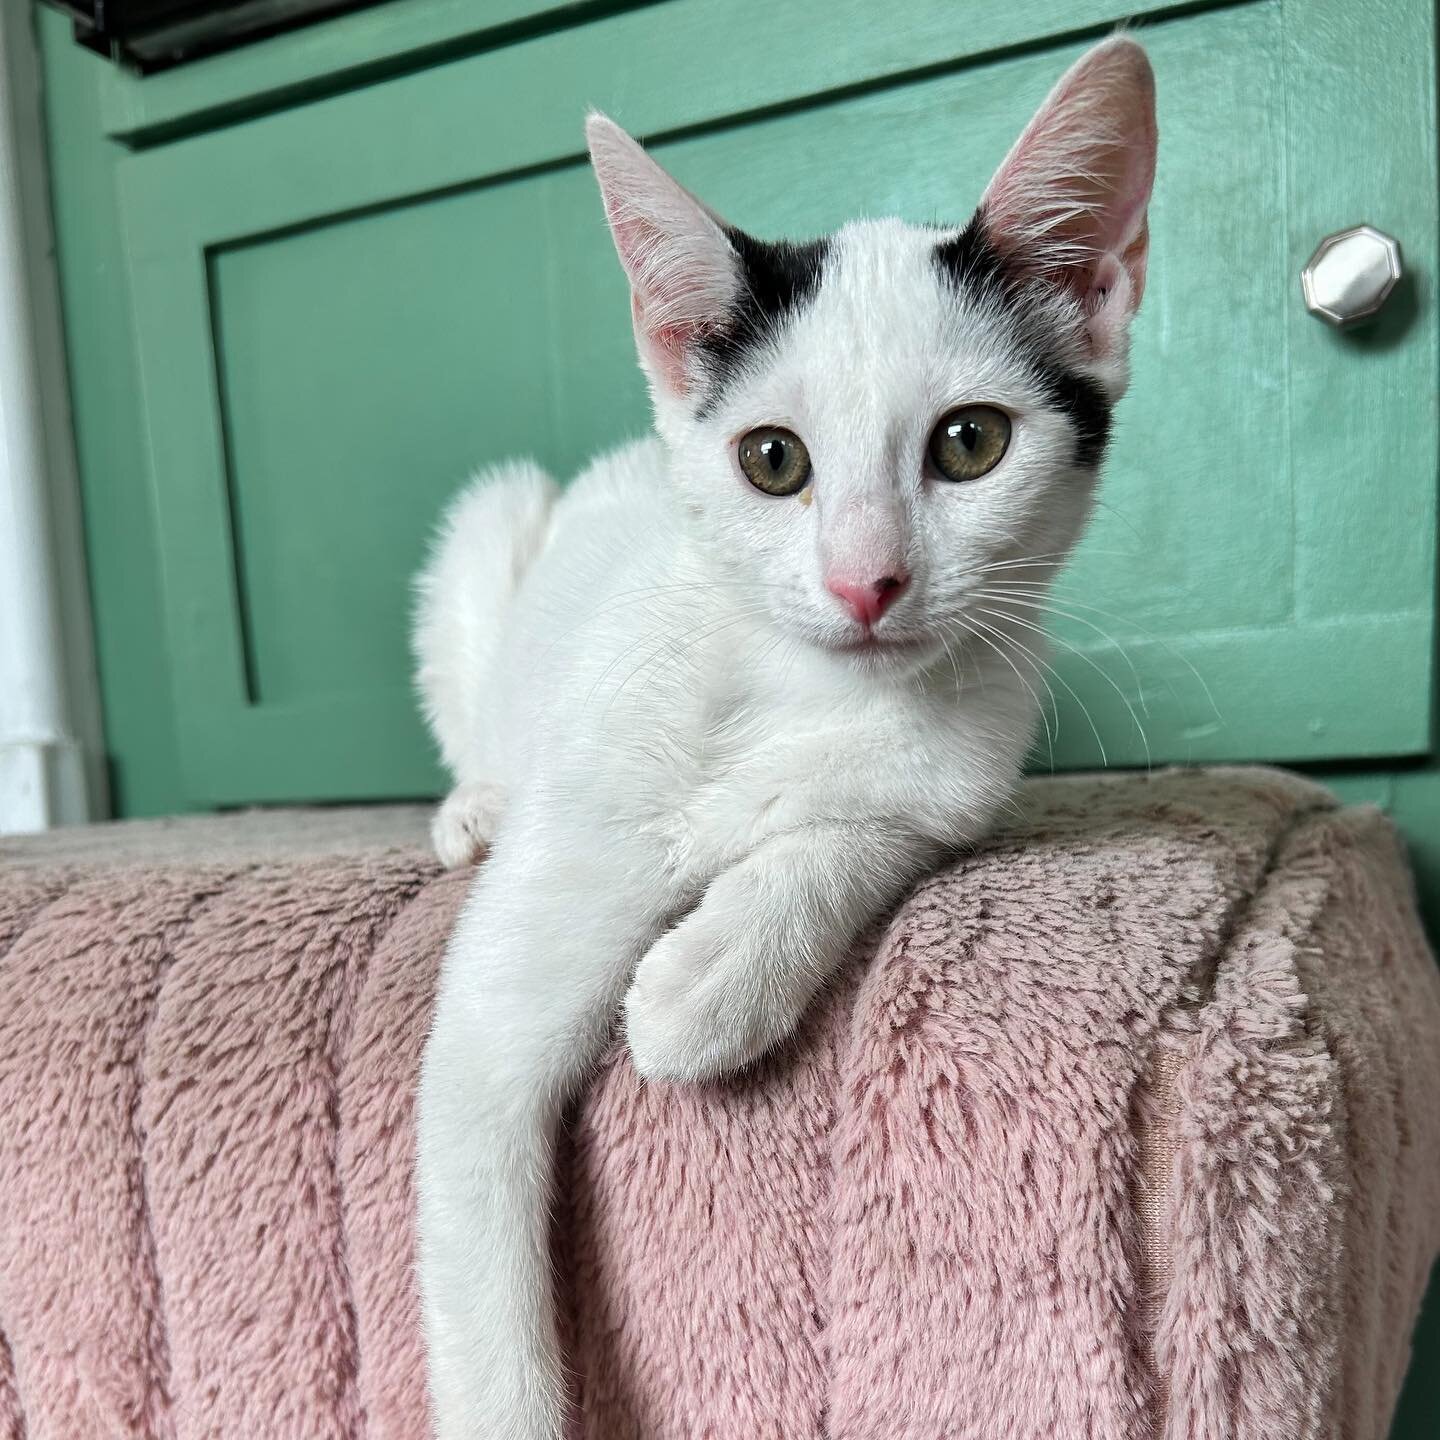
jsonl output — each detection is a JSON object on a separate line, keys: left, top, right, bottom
{"left": 0, "top": 737, "right": 87, "bottom": 834}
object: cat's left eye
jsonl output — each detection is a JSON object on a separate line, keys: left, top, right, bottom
{"left": 738, "top": 427, "right": 811, "bottom": 497}
{"left": 929, "top": 405, "right": 1012, "bottom": 483}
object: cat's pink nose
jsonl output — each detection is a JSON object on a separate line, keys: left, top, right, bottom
{"left": 826, "top": 571, "right": 910, "bottom": 628}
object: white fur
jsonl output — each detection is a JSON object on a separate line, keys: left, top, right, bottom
{"left": 414, "top": 38, "right": 1155, "bottom": 1440}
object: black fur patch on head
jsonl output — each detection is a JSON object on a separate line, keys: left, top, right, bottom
{"left": 694, "top": 229, "right": 829, "bottom": 413}
{"left": 934, "top": 216, "right": 1113, "bottom": 469}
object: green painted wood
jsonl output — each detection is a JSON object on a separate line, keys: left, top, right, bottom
{"left": 111, "top": 0, "right": 1438, "bottom": 805}
{"left": 99, "top": 0, "right": 665, "bottom": 145}
{"left": 115, "top": 0, "right": 1191, "bottom": 244}
{"left": 1394, "top": 1275, "right": 1440, "bottom": 1440}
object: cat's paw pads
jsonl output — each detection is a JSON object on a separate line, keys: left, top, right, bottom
{"left": 624, "top": 927, "right": 796, "bottom": 1084}
{"left": 430, "top": 781, "right": 507, "bottom": 868}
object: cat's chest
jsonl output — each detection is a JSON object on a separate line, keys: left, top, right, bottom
{"left": 639, "top": 685, "right": 888, "bottom": 877}
{"left": 658, "top": 752, "right": 802, "bottom": 881}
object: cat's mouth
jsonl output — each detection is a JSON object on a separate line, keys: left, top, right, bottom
{"left": 832, "top": 631, "right": 931, "bottom": 658}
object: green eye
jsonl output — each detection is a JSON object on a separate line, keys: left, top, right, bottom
{"left": 929, "top": 405, "right": 1012, "bottom": 482}
{"left": 738, "top": 427, "right": 811, "bottom": 496}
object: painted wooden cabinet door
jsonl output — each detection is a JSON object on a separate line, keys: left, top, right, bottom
{"left": 113, "top": 0, "right": 1437, "bottom": 805}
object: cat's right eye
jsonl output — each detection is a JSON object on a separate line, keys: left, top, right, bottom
{"left": 929, "top": 405, "right": 1012, "bottom": 483}
{"left": 738, "top": 427, "right": 812, "bottom": 497}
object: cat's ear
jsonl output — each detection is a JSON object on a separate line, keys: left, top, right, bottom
{"left": 587, "top": 114, "right": 741, "bottom": 397}
{"left": 979, "top": 36, "right": 1157, "bottom": 357}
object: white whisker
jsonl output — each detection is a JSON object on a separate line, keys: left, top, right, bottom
{"left": 955, "top": 614, "right": 1060, "bottom": 764}
{"left": 973, "top": 580, "right": 1222, "bottom": 726}
{"left": 964, "top": 608, "right": 1108, "bottom": 767}
{"left": 973, "top": 587, "right": 1149, "bottom": 717}
{"left": 975, "top": 605, "right": 1150, "bottom": 769}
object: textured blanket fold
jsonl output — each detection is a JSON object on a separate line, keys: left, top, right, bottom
{"left": 1, "top": 768, "right": 1437, "bottom": 1439}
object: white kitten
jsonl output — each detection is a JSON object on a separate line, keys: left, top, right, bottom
{"left": 414, "top": 37, "right": 1156, "bottom": 1439}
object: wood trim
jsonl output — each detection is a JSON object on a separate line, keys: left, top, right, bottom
{"left": 99, "top": 0, "right": 667, "bottom": 146}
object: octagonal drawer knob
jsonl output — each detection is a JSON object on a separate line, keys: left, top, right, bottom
{"left": 1301, "top": 224, "right": 1403, "bottom": 328}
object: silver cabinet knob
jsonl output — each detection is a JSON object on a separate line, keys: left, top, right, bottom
{"left": 1301, "top": 224, "right": 1403, "bottom": 328}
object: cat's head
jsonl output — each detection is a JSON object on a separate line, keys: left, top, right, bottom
{"left": 589, "top": 37, "right": 1156, "bottom": 671}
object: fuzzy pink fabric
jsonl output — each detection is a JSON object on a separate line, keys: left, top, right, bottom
{"left": 0, "top": 768, "right": 1437, "bottom": 1440}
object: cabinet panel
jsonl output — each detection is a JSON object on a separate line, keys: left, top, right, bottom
{"left": 117, "top": 0, "right": 1438, "bottom": 804}
{"left": 211, "top": 176, "right": 570, "bottom": 706}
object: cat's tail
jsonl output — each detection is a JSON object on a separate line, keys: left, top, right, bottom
{"left": 412, "top": 459, "right": 560, "bottom": 785}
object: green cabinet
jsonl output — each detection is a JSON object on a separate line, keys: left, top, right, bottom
{"left": 55, "top": 0, "right": 1440, "bottom": 808}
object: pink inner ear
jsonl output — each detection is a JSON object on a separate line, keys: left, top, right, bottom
{"left": 629, "top": 292, "right": 695, "bottom": 396}
{"left": 587, "top": 114, "right": 741, "bottom": 397}
{"left": 611, "top": 210, "right": 702, "bottom": 392}
{"left": 981, "top": 38, "right": 1157, "bottom": 321}
{"left": 610, "top": 211, "right": 707, "bottom": 338}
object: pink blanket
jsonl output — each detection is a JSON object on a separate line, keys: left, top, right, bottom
{"left": 1, "top": 768, "right": 1437, "bottom": 1439}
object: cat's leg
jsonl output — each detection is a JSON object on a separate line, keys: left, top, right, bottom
{"left": 413, "top": 461, "right": 558, "bottom": 867}
{"left": 625, "top": 820, "right": 938, "bottom": 1082}
{"left": 429, "top": 779, "right": 508, "bottom": 868}
{"left": 416, "top": 820, "right": 669, "bottom": 1440}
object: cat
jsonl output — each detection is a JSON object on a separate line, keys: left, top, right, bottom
{"left": 412, "top": 35, "right": 1156, "bottom": 1440}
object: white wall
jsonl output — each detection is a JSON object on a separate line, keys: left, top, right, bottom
{"left": 0, "top": 0, "right": 104, "bottom": 833}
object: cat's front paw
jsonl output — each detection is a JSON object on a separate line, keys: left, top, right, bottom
{"left": 430, "top": 781, "right": 507, "bottom": 868}
{"left": 624, "top": 914, "right": 802, "bottom": 1083}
